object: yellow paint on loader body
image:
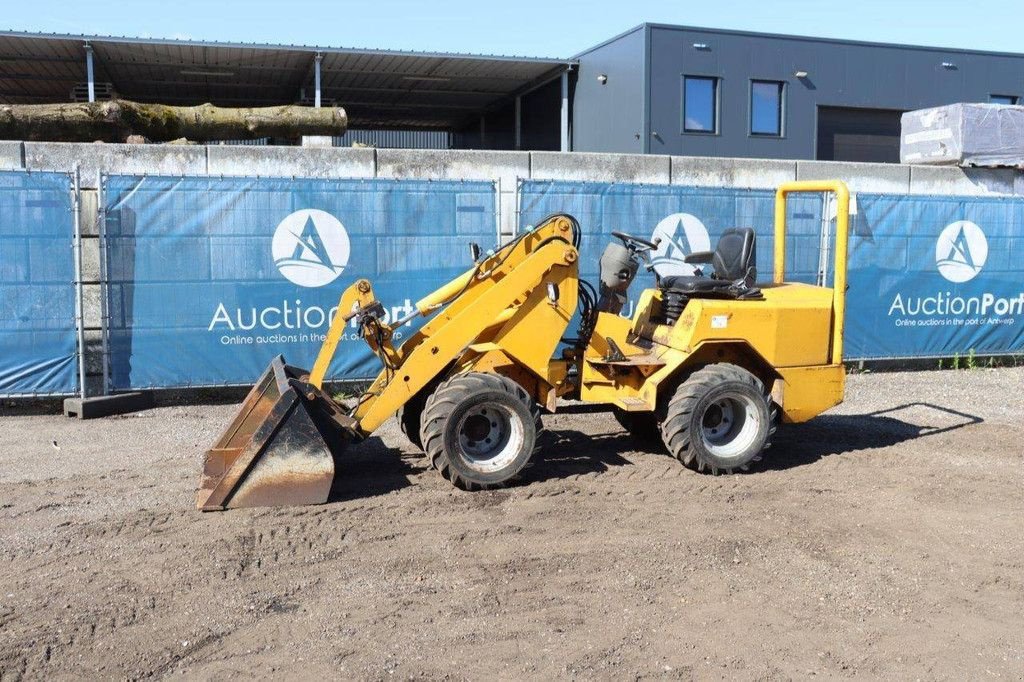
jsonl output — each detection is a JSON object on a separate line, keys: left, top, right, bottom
{"left": 198, "top": 182, "right": 852, "bottom": 509}
{"left": 579, "top": 180, "right": 851, "bottom": 424}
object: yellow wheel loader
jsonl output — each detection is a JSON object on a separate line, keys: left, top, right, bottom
{"left": 197, "top": 180, "right": 852, "bottom": 510}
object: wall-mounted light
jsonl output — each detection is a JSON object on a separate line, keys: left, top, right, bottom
{"left": 794, "top": 70, "right": 809, "bottom": 78}
{"left": 597, "top": 74, "right": 608, "bottom": 84}
{"left": 692, "top": 42, "right": 710, "bottom": 50}
{"left": 941, "top": 61, "right": 957, "bottom": 70}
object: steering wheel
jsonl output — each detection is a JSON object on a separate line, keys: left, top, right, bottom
{"left": 611, "top": 230, "right": 660, "bottom": 251}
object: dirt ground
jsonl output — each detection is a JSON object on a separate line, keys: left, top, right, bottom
{"left": 1, "top": 367, "right": 1023, "bottom": 680}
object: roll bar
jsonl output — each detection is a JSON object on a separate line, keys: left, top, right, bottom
{"left": 772, "top": 180, "right": 851, "bottom": 364}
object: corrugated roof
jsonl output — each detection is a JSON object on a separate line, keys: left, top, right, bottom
{"left": 0, "top": 31, "right": 573, "bottom": 129}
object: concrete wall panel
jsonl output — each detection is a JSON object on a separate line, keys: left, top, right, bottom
{"left": 80, "top": 237, "right": 101, "bottom": 283}
{"left": 531, "top": 151, "right": 670, "bottom": 184}
{"left": 672, "top": 156, "right": 797, "bottom": 189}
{"left": 78, "top": 189, "right": 99, "bottom": 237}
{"left": 0, "top": 141, "right": 23, "bottom": 169}
{"left": 25, "top": 142, "right": 207, "bottom": 188}
{"left": 909, "top": 165, "right": 1019, "bottom": 196}
{"left": 376, "top": 149, "right": 528, "bottom": 188}
{"left": 207, "top": 145, "right": 375, "bottom": 178}
{"left": 797, "top": 160, "right": 911, "bottom": 194}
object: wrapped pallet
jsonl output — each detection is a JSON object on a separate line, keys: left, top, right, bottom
{"left": 900, "top": 103, "right": 1024, "bottom": 167}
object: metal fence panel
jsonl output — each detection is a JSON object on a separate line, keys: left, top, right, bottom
{"left": 334, "top": 129, "right": 452, "bottom": 149}
{"left": 102, "top": 175, "right": 496, "bottom": 389}
{"left": 0, "top": 170, "right": 78, "bottom": 396}
{"left": 519, "top": 180, "right": 1024, "bottom": 360}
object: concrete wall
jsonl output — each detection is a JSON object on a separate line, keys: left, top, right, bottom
{"left": 3, "top": 141, "right": 1023, "bottom": 395}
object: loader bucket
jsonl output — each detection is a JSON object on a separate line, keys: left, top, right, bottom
{"left": 196, "top": 355, "right": 352, "bottom": 511}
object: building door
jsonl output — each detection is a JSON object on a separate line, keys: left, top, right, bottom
{"left": 816, "top": 106, "right": 903, "bottom": 163}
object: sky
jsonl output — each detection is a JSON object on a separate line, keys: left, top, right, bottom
{"left": 3, "top": 0, "right": 1023, "bottom": 57}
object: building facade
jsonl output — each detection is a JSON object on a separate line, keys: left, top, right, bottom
{"left": 4, "top": 25, "right": 1024, "bottom": 159}
{"left": 571, "top": 24, "right": 1024, "bottom": 162}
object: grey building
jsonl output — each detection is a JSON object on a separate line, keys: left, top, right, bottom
{"left": 4, "top": 25, "right": 1024, "bottom": 160}
{"left": 571, "top": 24, "right": 1024, "bottom": 162}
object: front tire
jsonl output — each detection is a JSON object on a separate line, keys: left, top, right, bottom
{"left": 660, "top": 363, "right": 776, "bottom": 474}
{"left": 419, "top": 372, "right": 542, "bottom": 490}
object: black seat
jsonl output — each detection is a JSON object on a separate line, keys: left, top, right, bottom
{"left": 660, "top": 228, "right": 761, "bottom": 299}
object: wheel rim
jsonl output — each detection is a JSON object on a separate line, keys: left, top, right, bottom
{"left": 699, "top": 392, "right": 761, "bottom": 461}
{"left": 456, "top": 403, "right": 524, "bottom": 473}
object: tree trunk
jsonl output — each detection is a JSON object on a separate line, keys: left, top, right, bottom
{"left": 0, "top": 100, "right": 348, "bottom": 142}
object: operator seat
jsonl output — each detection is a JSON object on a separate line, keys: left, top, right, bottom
{"left": 660, "top": 227, "right": 762, "bottom": 299}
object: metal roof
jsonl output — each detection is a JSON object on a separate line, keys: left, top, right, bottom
{"left": 0, "top": 31, "right": 572, "bottom": 129}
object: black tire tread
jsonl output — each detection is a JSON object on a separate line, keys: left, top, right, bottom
{"left": 397, "top": 400, "right": 425, "bottom": 451}
{"left": 659, "top": 363, "right": 778, "bottom": 475}
{"left": 419, "top": 371, "right": 542, "bottom": 490}
{"left": 397, "top": 374, "right": 450, "bottom": 452}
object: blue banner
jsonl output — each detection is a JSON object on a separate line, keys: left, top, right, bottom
{"left": 847, "top": 193, "right": 1024, "bottom": 359}
{"left": 104, "top": 176, "right": 496, "bottom": 389}
{"left": 520, "top": 180, "right": 1024, "bottom": 360}
{"left": 0, "top": 171, "right": 78, "bottom": 396}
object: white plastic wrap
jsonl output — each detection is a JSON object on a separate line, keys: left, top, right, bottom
{"left": 900, "top": 103, "right": 1024, "bottom": 167}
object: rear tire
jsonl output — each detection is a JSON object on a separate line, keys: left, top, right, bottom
{"left": 659, "top": 363, "right": 777, "bottom": 474}
{"left": 419, "top": 372, "right": 542, "bottom": 490}
{"left": 397, "top": 396, "right": 427, "bottom": 451}
{"left": 397, "top": 367, "right": 452, "bottom": 452}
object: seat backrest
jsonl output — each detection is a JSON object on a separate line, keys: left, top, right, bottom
{"left": 712, "top": 228, "right": 757, "bottom": 285}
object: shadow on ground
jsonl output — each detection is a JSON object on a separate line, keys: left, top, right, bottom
{"left": 329, "top": 436, "right": 418, "bottom": 503}
{"left": 325, "top": 402, "right": 984, "bottom": 498}
{"left": 761, "top": 403, "right": 983, "bottom": 471}
{"left": 520, "top": 430, "right": 638, "bottom": 484}
{"left": 528, "top": 402, "right": 984, "bottom": 481}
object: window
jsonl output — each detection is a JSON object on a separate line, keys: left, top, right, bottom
{"left": 751, "top": 80, "right": 784, "bottom": 136}
{"left": 990, "top": 94, "right": 1019, "bottom": 105}
{"left": 683, "top": 76, "right": 718, "bottom": 133}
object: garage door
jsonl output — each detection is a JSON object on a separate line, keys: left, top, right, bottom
{"left": 817, "top": 106, "right": 903, "bottom": 163}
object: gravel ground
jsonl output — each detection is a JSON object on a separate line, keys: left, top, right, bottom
{"left": 1, "top": 367, "right": 1022, "bottom": 680}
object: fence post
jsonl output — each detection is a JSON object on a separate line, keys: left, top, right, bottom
{"left": 97, "top": 171, "right": 110, "bottom": 395}
{"left": 72, "top": 166, "right": 87, "bottom": 397}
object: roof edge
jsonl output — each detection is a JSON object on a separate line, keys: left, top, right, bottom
{"left": 641, "top": 22, "right": 1024, "bottom": 60}
{"left": 0, "top": 29, "right": 575, "bottom": 64}
{"left": 571, "top": 24, "right": 646, "bottom": 59}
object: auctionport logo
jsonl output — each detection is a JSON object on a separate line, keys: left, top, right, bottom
{"left": 888, "top": 219, "right": 1024, "bottom": 326}
{"left": 649, "top": 213, "right": 711, "bottom": 277}
{"left": 272, "top": 209, "right": 351, "bottom": 288}
{"left": 935, "top": 220, "right": 987, "bottom": 283}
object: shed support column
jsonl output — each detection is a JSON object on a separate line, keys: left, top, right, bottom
{"left": 84, "top": 43, "right": 95, "bottom": 103}
{"left": 314, "top": 52, "right": 323, "bottom": 108}
{"left": 514, "top": 96, "right": 522, "bottom": 150}
{"left": 559, "top": 70, "right": 569, "bottom": 152}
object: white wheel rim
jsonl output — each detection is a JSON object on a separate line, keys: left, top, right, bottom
{"left": 456, "top": 403, "right": 524, "bottom": 473}
{"left": 699, "top": 392, "right": 761, "bottom": 461}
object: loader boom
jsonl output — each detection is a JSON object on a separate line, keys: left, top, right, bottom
{"left": 336, "top": 215, "right": 581, "bottom": 435}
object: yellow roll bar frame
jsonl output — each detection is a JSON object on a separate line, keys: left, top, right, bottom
{"left": 773, "top": 180, "right": 851, "bottom": 364}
